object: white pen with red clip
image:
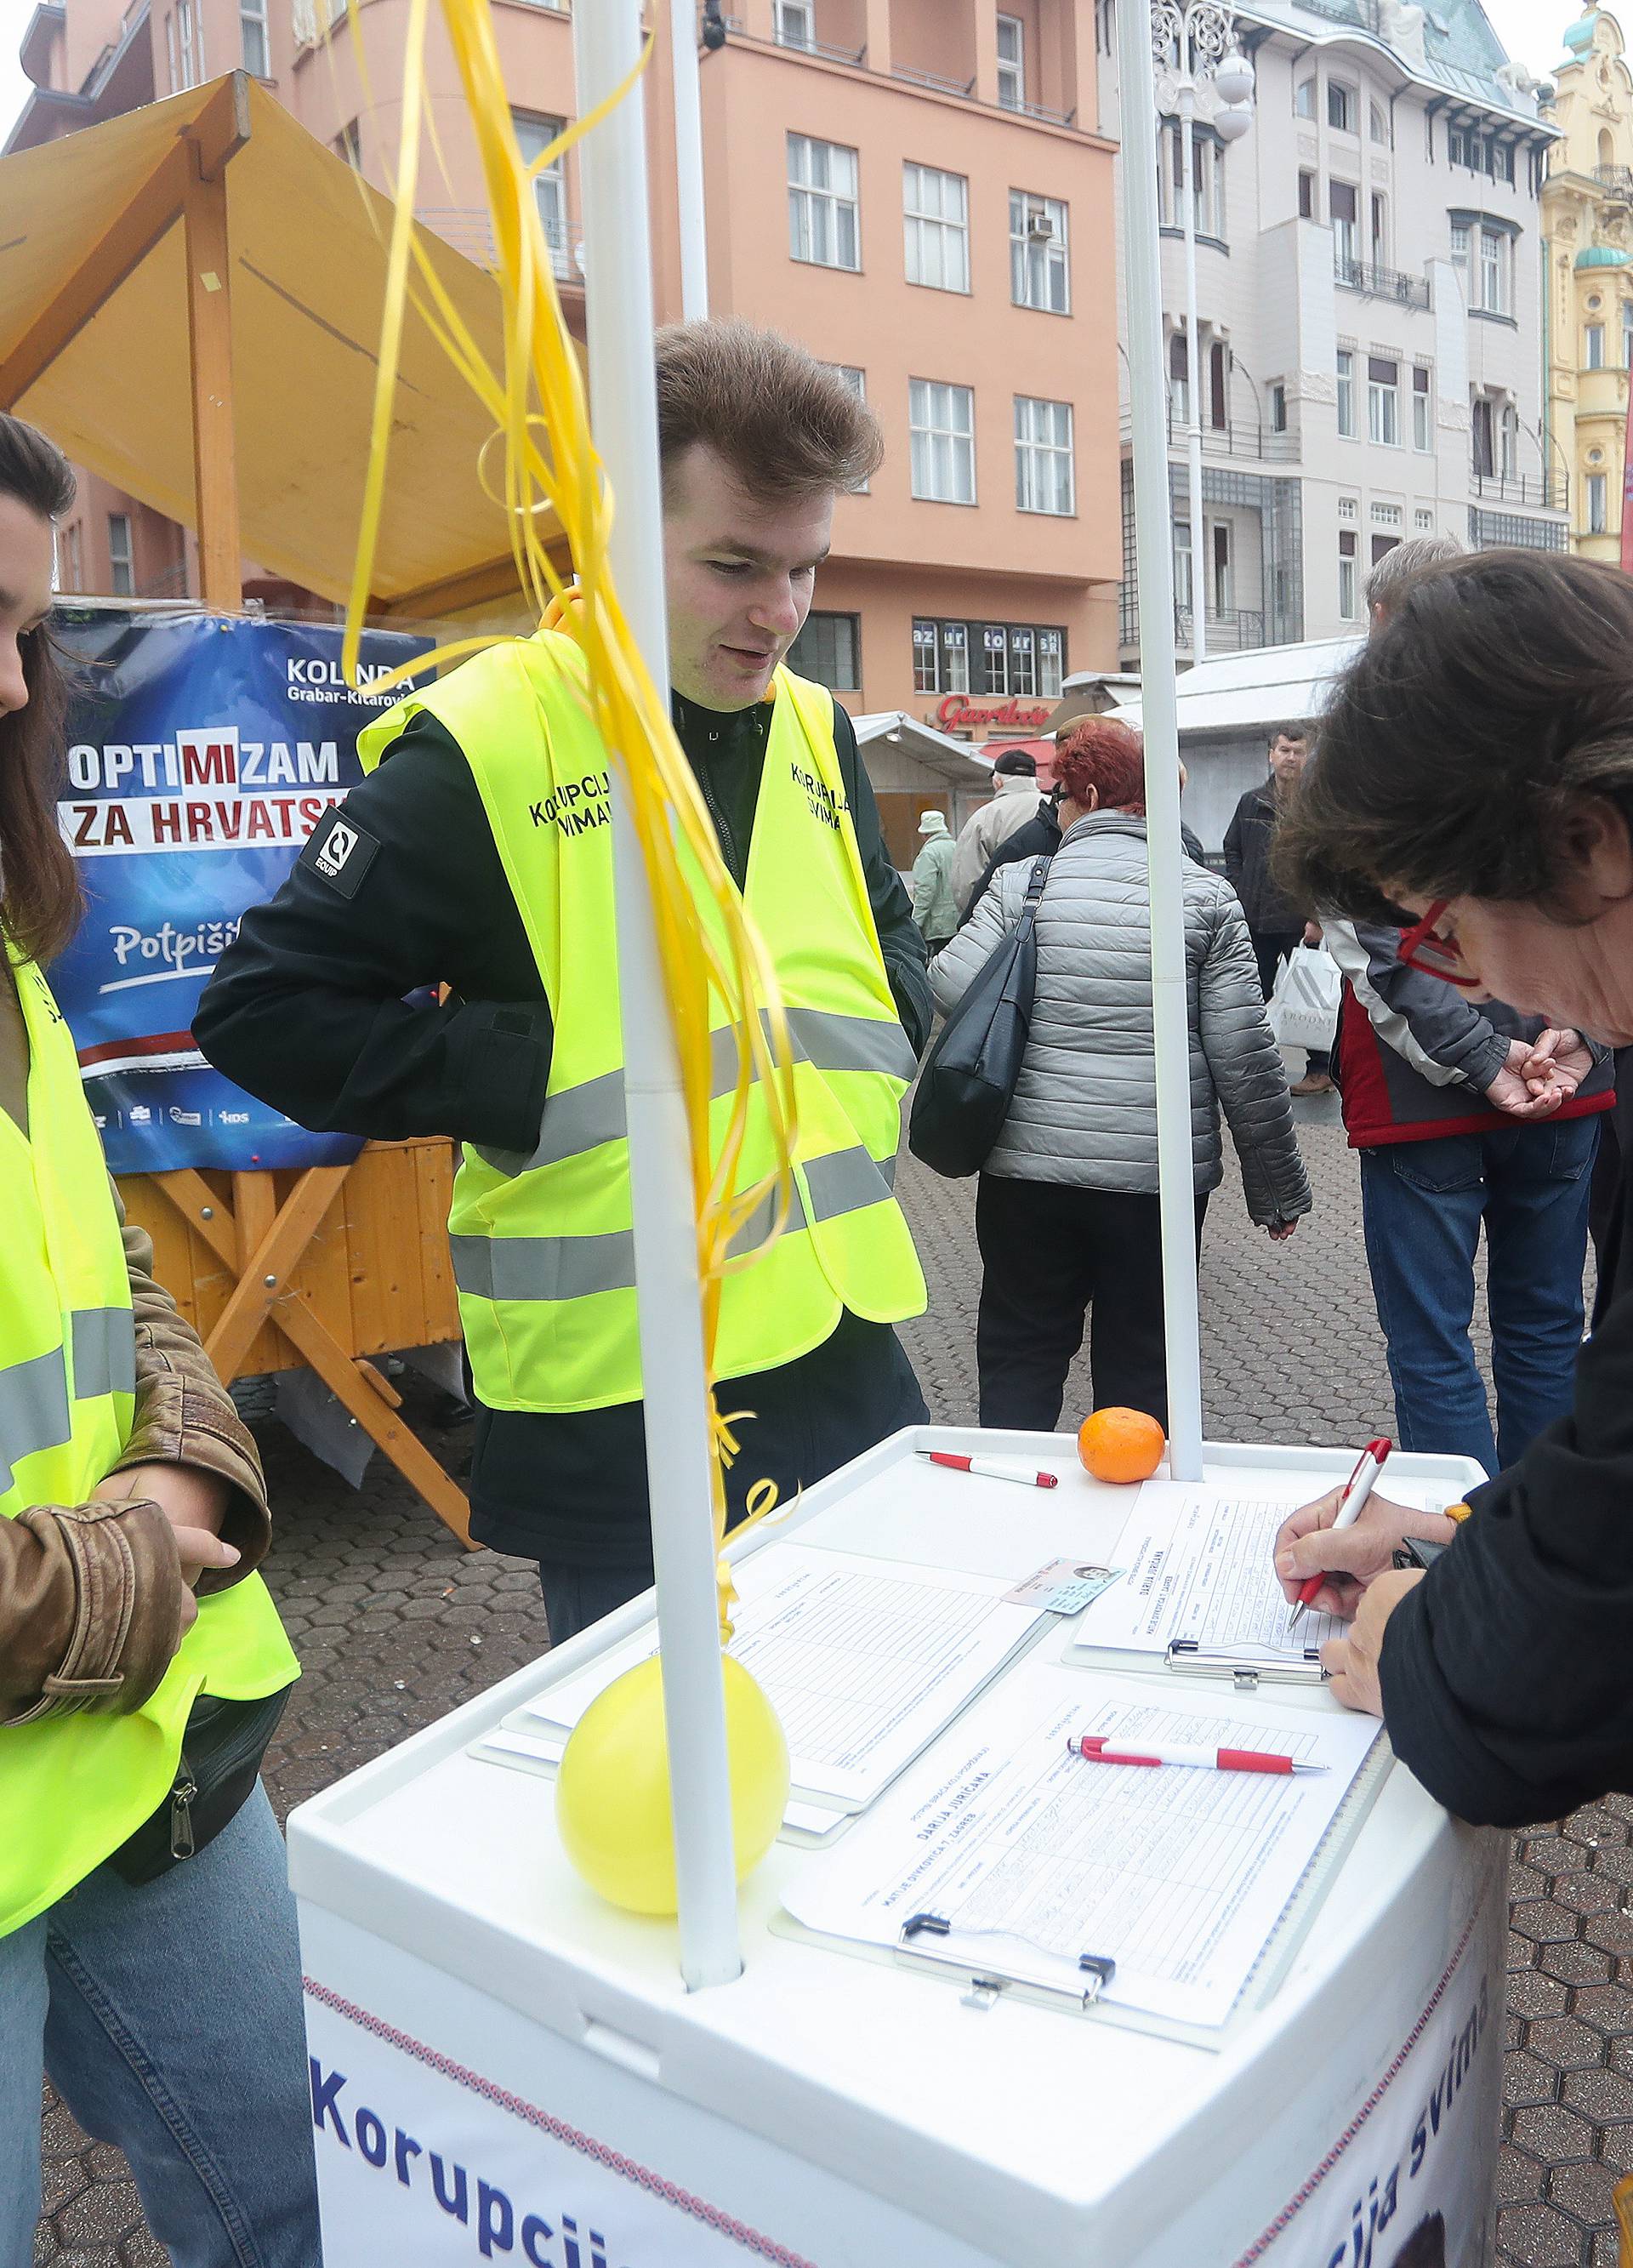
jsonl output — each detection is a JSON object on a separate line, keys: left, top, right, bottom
{"left": 919, "top": 1449, "right": 1059, "bottom": 1490}
{"left": 1288, "top": 1435, "right": 1393, "bottom": 1625}
{"left": 1070, "top": 1733, "right": 1327, "bottom": 1775}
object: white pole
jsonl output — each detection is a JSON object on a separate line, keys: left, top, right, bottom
{"left": 1178, "top": 82, "right": 1207, "bottom": 667}
{"left": 670, "top": 0, "right": 709, "bottom": 320}
{"left": 574, "top": 1, "right": 743, "bottom": 1990}
{"left": 1118, "top": 0, "right": 1205, "bottom": 1479}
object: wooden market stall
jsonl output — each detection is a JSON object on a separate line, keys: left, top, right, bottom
{"left": 0, "top": 73, "right": 557, "bottom": 1542}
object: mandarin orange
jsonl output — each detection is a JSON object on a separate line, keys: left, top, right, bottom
{"left": 1077, "top": 1405, "right": 1166, "bottom": 1484}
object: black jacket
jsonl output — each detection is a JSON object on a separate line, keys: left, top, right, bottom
{"left": 1222, "top": 781, "right": 1302, "bottom": 935}
{"left": 962, "top": 803, "right": 1208, "bottom": 927}
{"left": 1380, "top": 1276, "right": 1633, "bottom": 1825}
{"left": 194, "top": 690, "right": 930, "bottom": 1568}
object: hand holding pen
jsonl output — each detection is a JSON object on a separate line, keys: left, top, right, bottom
{"left": 1274, "top": 1441, "right": 1456, "bottom": 1623}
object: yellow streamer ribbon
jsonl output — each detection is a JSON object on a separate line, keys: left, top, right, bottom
{"left": 343, "top": 0, "right": 798, "bottom": 1638}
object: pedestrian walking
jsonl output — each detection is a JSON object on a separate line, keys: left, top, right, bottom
{"left": 930, "top": 716, "right": 1311, "bottom": 1433}
{"left": 197, "top": 322, "right": 930, "bottom": 1644}
{"left": 909, "top": 809, "right": 958, "bottom": 948}
{"left": 1223, "top": 724, "right": 1334, "bottom": 1095}
{"left": 0, "top": 415, "right": 318, "bottom": 2268}
{"left": 949, "top": 748, "right": 1042, "bottom": 915}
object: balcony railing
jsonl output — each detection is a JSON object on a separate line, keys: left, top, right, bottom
{"left": 1470, "top": 469, "right": 1568, "bottom": 511}
{"left": 892, "top": 62, "right": 977, "bottom": 96}
{"left": 1334, "top": 255, "right": 1432, "bottom": 311}
{"left": 1596, "top": 165, "right": 1633, "bottom": 198}
{"left": 774, "top": 27, "right": 866, "bottom": 63}
{"left": 1119, "top": 407, "right": 1302, "bottom": 463}
{"left": 1120, "top": 604, "right": 1269, "bottom": 653}
{"left": 417, "top": 206, "right": 578, "bottom": 281}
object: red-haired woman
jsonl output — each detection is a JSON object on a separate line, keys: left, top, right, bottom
{"left": 930, "top": 716, "right": 1312, "bottom": 1431}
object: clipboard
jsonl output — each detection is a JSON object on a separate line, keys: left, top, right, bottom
{"left": 1059, "top": 1633, "right": 1329, "bottom": 1688}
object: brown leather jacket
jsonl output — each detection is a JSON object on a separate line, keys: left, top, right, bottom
{"left": 1, "top": 963, "right": 271, "bottom": 1727}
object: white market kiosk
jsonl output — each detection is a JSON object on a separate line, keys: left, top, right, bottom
{"left": 287, "top": 4, "right": 1510, "bottom": 2264}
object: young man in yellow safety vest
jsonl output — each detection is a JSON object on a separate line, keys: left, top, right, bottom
{"left": 198, "top": 322, "right": 931, "bottom": 1641}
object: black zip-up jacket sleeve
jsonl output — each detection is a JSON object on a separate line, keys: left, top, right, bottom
{"left": 195, "top": 700, "right": 929, "bottom": 1144}
{"left": 1379, "top": 1280, "right": 1633, "bottom": 1826}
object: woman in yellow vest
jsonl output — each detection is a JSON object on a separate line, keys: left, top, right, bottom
{"left": 0, "top": 418, "right": 318, "bottom": 2267}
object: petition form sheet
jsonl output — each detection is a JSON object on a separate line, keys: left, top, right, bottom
{"left": 500, "top": 1546, "right": 1049, "bottom": 1809}
{"left": 782, "top": 1656, "right": 1383, "bottom": 2027}
{"left": 1067, "top": 1483, "right": 1353, "bottom": 1661}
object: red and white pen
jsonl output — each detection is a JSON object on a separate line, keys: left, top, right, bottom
{"left": 919, "top": 1449, "right": 1059, "bottom": 1491}
{"left": 1071, "top": 1733, "right": 1327, "bottom": 1775}
{"left": 1289, "top": 1436, "right": 1393, "bottom": 1624}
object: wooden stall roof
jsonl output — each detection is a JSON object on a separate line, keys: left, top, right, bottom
{"left": 0, "top": 71, "right": 551, "bottom": 620}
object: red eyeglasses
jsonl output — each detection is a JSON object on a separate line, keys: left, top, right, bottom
{"left": 1398, "top": 899, "right": 1482, "bottom": 989}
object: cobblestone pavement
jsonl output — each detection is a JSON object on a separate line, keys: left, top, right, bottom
{"left": 35, "top": 1094, "right": 1633, "bottom": 2267}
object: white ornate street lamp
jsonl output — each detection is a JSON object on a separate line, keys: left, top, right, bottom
{"left": 1150, "top": 3, "right": 1255, "bottom": 664}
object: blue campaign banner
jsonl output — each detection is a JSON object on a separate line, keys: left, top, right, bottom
{"left": 48, "top": 610, "right": 435, "bottom": 1174}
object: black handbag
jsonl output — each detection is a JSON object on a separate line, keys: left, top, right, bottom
{"left": 107, "top": 1684, "right": 293, "bottom": 1886}
{"left": 908, "top": 856, "right": 1051, "bottom": 1179}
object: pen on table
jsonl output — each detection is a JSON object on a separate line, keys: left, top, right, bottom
{"left": 1288, "top": 1436, "right": 1393, "bottom": 1626}
{"left": 1069, "top": 1734, "right": 1327, "bottom": 1776}
{"left": 919, "top": 1450, "right": 1059, "bottom": 1491}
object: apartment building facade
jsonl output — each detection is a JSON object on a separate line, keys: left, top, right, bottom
{"left": 1542, "top": 3, "right": 1633, "bottom": 562}
{"left": 1095, "top": 0, "right": 1566, "bottom": 665}
{"left": 5, "top": 0, "right": 1123, "bottom": 797}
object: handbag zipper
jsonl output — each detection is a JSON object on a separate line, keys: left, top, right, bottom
{"left": 168, "top": 1759, "right": 198, "bottom": 1861}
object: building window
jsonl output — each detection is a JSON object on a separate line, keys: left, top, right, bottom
{"left": 1478, "top": 225, "right": 1512, "bottom": 315}
{"left": 1370, "top": 534, "right": 1399, "bottom": 567}
{"left": 107, "top": 514, "right": 134, "bottom": 598}
{"left": 1589, "top": 472, "right": 1609, "bottom": 534}
{"left": 1010, "top": 191, "right": 1070, "bottom": 313}
{"left": 1338, "top": 528, "right": 1359, "bottom": 618}
{"left": 1209, "top": 521, "right": 1232, "bottom": 614}
{"left": 997, "top": 13, "right": 1025, "bottom": 110}
{"left": 1329, "top": 180, "right": 1358, "bottom": 268}
{"left": 1412, "top": 364, "right": 1431, "bottom": 452}
{"left": 1327, "top": 80, "right": 1357, "bottom": 133}
{"left": 1624, "top": 304, "right": 1633, "bottom": 368}
{"left": 1336, "top": 347, "right": 1355, "bottom": 437}
{"left": 1471, "top": 396, "right": 1494, "bottom": 477}
{"left": 1414, "top": 508, "right": 1434, "bottom": 530}
{"left": 1295, "top": 77, "right": 1315, "bottom": 119}
{"left": 1448, "top": 124, "right": 1516, "bottom": 184}
{"left": 915, "top": 618, "right": 1061, "bottom": 698}
{"left": 241, "top": 0, "right": 268, "bottom": 75}
{"left": 1159, "top": 125, "right": 1225, "bottom": 238}
{"left": 1298, "top": 169, "right": 1315, "bottom": 219}
{"left": 513, "top": 113, "right": 570, "bottom": 271}
{"left": 1173, "top": 521, "right": 1194, "bottom": 615}
{"left": 1500, "top": 403, "right": 1519, "bottom": 481}
{"left": 788, "top": 611, "right": 860, "bottom": 691}
{"left": 913, "top": 618, "right": 972, "bottom": 695}
{"left": 909, "top": 379, "right": 976, "bottom": 504}
{"left": 166, "top": 0, "right": 202, "bottom": 90}
{"left": 1371, "top": 500, "right": 1403, "bottom": 528}
{"left": 788, "top": 134, "right": 860, "bottom": 271}
{"left": 825, "top": 365, "right": 869, "bottom": 489}
{"left": 1587, "top": 322, "right": 1607, "bottom": 370}
{"left": 60, "top": 522, "right": 82, "bottom": 594}
{"left": 1368, "top": 356, "right": 1400, "bottom": 446}
{"left": 333, "top": 118, "right": 361, "bottom": 166}
{"left": 1169, "top": 329, "right": 1191, "bottom": 425}
{"left": 1371, "top": 191, "right": 1387, "bottom": 265}
{"left": 1014, "top": 396, "right": 1075, "bottom": 516}
{"left": 1209, "top": 339, "right": 1228, "bottom": 429}
{"left": 1270, "top": 380, "right": 1288, "bottom": 432}
{"left": 903, "top": 163, "right": 970, "bottom": 293}
{"left": 1038, "top": 629, "right": 1063, "bottom": 698}
{"left": 1450, "top": 219, "right": 1470, "bottom": 299}
{"left": 1338, "top": 494, "right": 1357, "bottom": 521}
{"left": 1370, "top": 100, "right": 1389, "bottom": 145}
{"left": 773, "top": 0, "right": 814, "bottom": 46}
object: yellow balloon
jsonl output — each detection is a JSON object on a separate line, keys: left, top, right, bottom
{"left": 555, "top": 1654, "right": 790, "bottom": 1915}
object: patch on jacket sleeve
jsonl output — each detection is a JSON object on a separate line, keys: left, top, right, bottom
{"left": 299, "top": 807, "right": 380, "bottom": 899}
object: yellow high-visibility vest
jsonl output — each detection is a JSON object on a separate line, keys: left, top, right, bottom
{"left": 0, "top": 947, "right": 297, "bottom": 1938}
{"left": 359, "top": 629, "right": 926, "bottom": 1411}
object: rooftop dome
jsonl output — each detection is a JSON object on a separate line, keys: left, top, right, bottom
{"left": 1578, "top": 243, "right": 1633, "bottom": 267}
{"left": 1564, "top": 9, "right": 1600, "bottom": 54}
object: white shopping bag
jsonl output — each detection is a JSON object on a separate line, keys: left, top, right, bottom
{"left": 1268, "top": 943, "right": 1341, "bottom": 1052}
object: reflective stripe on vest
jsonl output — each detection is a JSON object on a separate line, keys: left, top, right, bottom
{"left": 359, "top": 633, "right": 926, "bottom": 1412}
{"left": 0, "top": 950, "right": 298, "bottom": 1939}
{"left": 0, "top": 1309, "right": 136, "bottom": 1495}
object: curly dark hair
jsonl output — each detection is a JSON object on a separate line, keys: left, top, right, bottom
{"left": 0, "top": 413, "right": 80, "bottom": 965}
{"left": 1274, "top": 549, "right": 1633, "bottom": 923}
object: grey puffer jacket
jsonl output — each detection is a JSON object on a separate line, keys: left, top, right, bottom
{"left": 930, "top": 812, "right": 1312, "bottom": 1225}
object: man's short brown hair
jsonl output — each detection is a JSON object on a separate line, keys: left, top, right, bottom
{"left": 655, "top": 320, "right": 884, "bottom": 507}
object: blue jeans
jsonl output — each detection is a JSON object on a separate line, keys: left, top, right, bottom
{"left": 1359, "top": 1116, "right": 1599, "bottom": 1477}
{"left": 0, "top": 1783, "right": 321, "bottom": 2268}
